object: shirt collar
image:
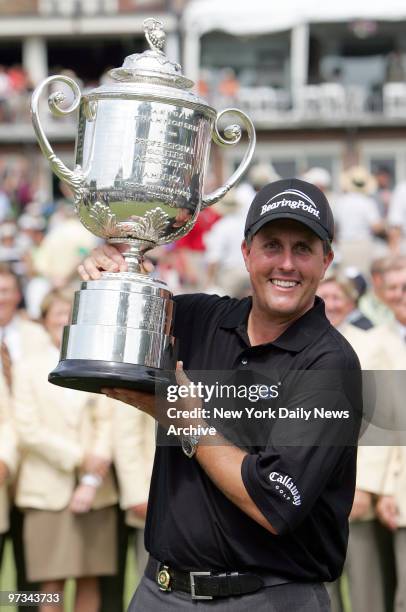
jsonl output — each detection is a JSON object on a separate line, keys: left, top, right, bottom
{"left": 1, "top": 315, "right": 19, "bottom": 337}
{"left": 395, "top": 320, "right": 406, "bottom": 341}
{"left": 220, "top": 296, "right": 330, "bottom": 353}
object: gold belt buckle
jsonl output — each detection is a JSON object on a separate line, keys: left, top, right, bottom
{"left": 157, "top": 565, "right": 171, "bottom": 591}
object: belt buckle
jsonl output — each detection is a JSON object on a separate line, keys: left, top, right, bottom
{"left": 157, "top": 565, "right": 171, "bottom": 592}
{"left": 190, "top": 571, "right": 213, "bottom": 600}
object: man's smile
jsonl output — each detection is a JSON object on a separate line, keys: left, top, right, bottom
{"left": 269, "top": 279, "right": 301, "bottom": 289}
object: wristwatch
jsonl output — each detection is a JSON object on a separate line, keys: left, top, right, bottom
{"left": 181, "top": 434, "right": 200, "bottom": 458}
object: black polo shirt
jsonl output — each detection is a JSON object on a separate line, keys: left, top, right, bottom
{"left": 145, "top": 294, "right": 362, "bottom": 582}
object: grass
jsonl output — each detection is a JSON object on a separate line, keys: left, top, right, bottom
{"left": 0, "top": 539, "right": 138, "bottom": 612}
{"left": 0, "top": 540, "right": 17, "bottom": 612}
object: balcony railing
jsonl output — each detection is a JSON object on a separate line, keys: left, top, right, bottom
{"left": 209, "top": 82, "right": 406, "bottom": 126}
{"left": 2, "top": 82, "right": 406, "bottom": 143}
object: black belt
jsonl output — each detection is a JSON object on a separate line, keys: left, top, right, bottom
{"left": 146, "top": 556, "right": 290, "bottom": 600}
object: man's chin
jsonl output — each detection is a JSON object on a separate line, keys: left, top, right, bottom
{"left": 266, "top": 299, "right": 301, "bottom": 317}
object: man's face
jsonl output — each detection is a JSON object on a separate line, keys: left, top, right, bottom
{"left": 382, "top": 268, "right": 406, "bottom": 309}
{"left": 391, "top": 291, "right": 406, "bottom": 325}
{"left": 317, "top": 281, "right": 354, "bottom": 328}
{"left": 242, "top": 219, "right": 333, "bottom": 321}
{"left": 44, "top": 299, "right": 72, "bottom": 348}
{"left": 0, "top": 273, "right": 21, "bottom": 326}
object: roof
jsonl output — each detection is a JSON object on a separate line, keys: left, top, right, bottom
{"left": 183, "top": 0, "right": 406, "bottom": 35}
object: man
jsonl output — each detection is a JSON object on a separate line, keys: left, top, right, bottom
{"left": 388, "top": 180, "right": 406, "bottom": 253}
{"left": 204, "top": 188, "right": 249, "bottom": 296}
{"left": 359, "top": 256, "right": 396, "bottom": 326}
{"left": 378, "top": 258, "right": 406, "bottom": 312}
{"left": 334, "top": 166, "right": 384, "bottom": 275}
{"left": 80, "top": 179, "right": 362, "bottom": 611}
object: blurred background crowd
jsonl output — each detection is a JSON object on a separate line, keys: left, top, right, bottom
{"left": 1, "top": 158, "right": 406, "bottom": 612}
{"left": 1, "top": 1, "right": 406, "bottom": 611}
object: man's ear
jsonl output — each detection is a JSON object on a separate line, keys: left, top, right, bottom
{"left": 321, "top": 250, "right": 334, "bottom": 279}
{"left": 241, "top": 239, "right": 250, "bottom": 272}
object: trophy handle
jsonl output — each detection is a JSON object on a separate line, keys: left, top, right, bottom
{"left": 201, "top": 108, "right": 256, "bottom": 209}
{"left": 31, "top": 75, "right": 85, "bottom": 198}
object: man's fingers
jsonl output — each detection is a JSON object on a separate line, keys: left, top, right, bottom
{"left": 78, "top": 244, "right": 128, "bottom": 280}
{"left": 103, "top": 244, "right": 128, "bottom": 270}
{"left": 175, "top": 361, "right": 190, "bottom": 387}
{"left": 141, "top": 259, "right": 155, "bottom": 274}
{"left": 77, "top": 264, "right": 91, "bottom": 281}
{"left": 81, "top": 256, "right": 103, "bottom": 280}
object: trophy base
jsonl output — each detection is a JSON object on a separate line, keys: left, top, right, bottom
{"left": 50, "top": 272, "right": 177, "bottom": 395}
{"left": 49, "top": 359, "right": 171, "bottom": 394}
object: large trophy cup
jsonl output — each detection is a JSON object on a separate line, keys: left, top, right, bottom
{"left": 31, "top": 18, "right": 256, "bottom": 393}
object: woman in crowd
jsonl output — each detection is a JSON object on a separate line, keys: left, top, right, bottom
{"left": 13, "top": 288, "right": 118, "bottom": 612}
{"left": 0, "top": 372, "right": 18, "bottom": 563}
{"left": 318, "top": 275, "right": 392, "bottom": 612}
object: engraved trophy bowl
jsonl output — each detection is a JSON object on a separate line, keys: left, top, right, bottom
{"left": 31, "top": 17, "right": 256, "bottom": 393}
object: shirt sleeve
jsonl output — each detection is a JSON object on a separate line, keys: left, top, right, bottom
{"left": 364, "top": 197, "right": 381, "bottom": 226}
{"left": 388, "top": 183, "right": 406, "bottom": 227}
{"left": 241, "top": 368, "right": 361, "bottom": 535}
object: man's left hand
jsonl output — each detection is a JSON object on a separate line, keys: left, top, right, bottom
{"left": 102, "top": 362, "right": 196, "bottom": 424}
{"left": 102, "top": 387, "right": 156, "bottom": 418}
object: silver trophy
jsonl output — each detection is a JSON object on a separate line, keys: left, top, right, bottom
{"left": 31, "top": 18, "right": 256, "bottom": 392}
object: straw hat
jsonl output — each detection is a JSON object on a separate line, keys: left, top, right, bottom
{"left": 302, "top": 167, "right": 331, "bottom": 190}
{"left": 212, "top": 188, "right": 243, "bottom": 216}
{"left": 248, "top": 163, "right": 280, "bottom": 190}
{"left": 340, "top": 166, "right": 377, "bottom": 195}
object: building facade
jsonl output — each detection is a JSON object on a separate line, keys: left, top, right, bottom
{"left": 1, "top": 0, "right": 406, "bottom": 200}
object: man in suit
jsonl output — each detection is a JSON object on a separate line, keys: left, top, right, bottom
{"left": 0, "top": 263, "right": 48, "bottom": 611}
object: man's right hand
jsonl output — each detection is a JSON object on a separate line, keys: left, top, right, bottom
{"left": 78, "top": 243, "right": 154, "bottom": 280}
{"left": 78, "top": 244, "right": 128, "bottom": 280}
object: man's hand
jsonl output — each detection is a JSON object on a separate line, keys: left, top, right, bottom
{"left": 78, "top": 243, "right": 154, "bottom": 281}
{"left": 0, "top": 460, "right": 9, "bottom": 487}
{"left": 102, "top": 387, "right": 157, "bottom": 418}
{"left": 376, "top": 495, "right": 398, "bottom": 531}
{"left": 78, "top": 243, "right": 127, "bottom": 280}
{"left": 130, "top": 502, "right": 148, "bottom": 520}
{"left": 102, "top": 362, "right": 192, "bottom": 421}
{"left": 81, "top": 455, "right": 110, "bottom": 479}
{"left": 69, "top": 484, "right": 97, "bottom": 513}
{"left": 350, "top": 490, "right": 372, "bottom": 521}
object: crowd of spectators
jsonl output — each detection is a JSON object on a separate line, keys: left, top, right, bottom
{"left": 1, "top": 156, "right": 406, "bottom": 611}
{"left": 0, "top": 65, "right": 34, "bottom": 124}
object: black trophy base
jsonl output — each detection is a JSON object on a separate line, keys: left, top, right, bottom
{"left": 49, "top": 359, "right": 172, "bottom": 394}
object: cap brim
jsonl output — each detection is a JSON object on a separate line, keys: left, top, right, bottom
{"left": 246, "top": 211, "right": 331, "bottom": 242}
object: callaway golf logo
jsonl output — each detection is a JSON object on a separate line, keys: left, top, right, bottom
{"left": 269, "top": 471, "right": 302, "bottom": 506}
{"left": 260, "top": 189, "right": 320, "bottom": 219}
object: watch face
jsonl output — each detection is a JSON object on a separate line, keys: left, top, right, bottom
{"left": 183, "top": 439, "right": 194, "bottom": 456}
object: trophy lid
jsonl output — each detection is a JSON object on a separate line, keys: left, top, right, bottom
{"left": 109, "top": 18, "right": 194, "bottom": 90}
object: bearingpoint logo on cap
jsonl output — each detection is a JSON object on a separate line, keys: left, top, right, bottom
{"left": 260, "top": 189, "right": 320, "bottom": 219}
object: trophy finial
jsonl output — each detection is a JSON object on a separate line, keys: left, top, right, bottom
{"left": 143, "top": 18, "right": 165, "bottom": 54}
